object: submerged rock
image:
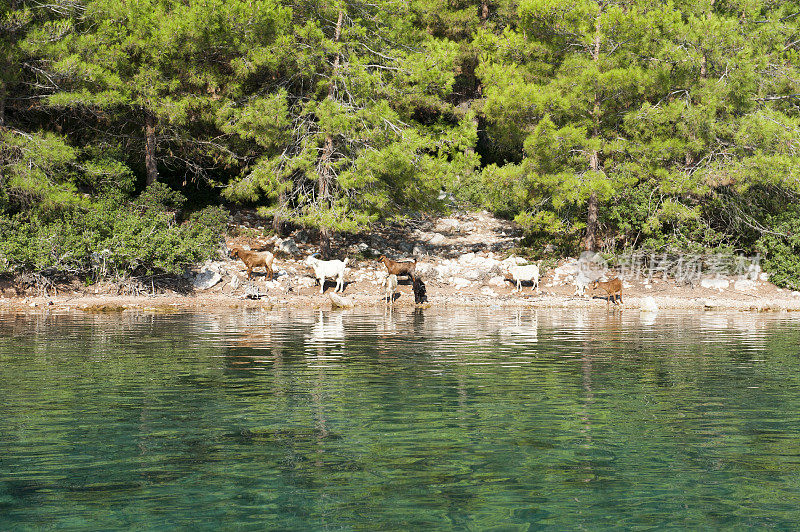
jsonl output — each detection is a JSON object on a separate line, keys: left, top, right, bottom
{"left": 329, "top": 292, "right": 353, "bottom": 309}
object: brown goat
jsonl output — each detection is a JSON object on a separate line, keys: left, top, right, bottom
{"left": 230, "top": 246, "right": 275, "bottom": 280}
{"left": 379, "top": 255, "right": 416, "bottom": 281}
{"left": 592, "top": 277, "right": 623, "bottom": 305}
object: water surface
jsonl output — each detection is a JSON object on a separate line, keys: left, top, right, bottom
{"left": 2, "top": 308, "right": 800, "bottom": 530}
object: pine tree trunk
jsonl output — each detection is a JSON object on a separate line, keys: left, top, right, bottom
{"left": 586, "top": 191, "right": 599, "bottom": 252}
{"left": 317, "top": 9, "right": 344, "bottom": 258}
{"left": 273, "top": 190, "right": 286, "bottom": 236}
{"left": 585, "top": 15, "right": 602, "bottom": 252}
{"left": 144, "top": 112, "right": 158, "bottom": 186}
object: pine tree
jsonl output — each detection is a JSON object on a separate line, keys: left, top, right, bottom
{"left": 222, "top": 0, "right": 479, "bottom": 254}
{"left": 26, "top": 0, "right": 290, "bottom": 187}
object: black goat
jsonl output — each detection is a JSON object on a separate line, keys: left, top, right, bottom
{"left": 413, "top": 277, "right": 427, "bottom": 304}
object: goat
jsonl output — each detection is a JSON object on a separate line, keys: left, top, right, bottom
{"left": 574, "top": 270, "right": 591, "bottom": 297}
{"left": 383, "top": 273, "right": 398, "bottom": 305}
{"left": 230, "top": 246, "right": 275, "bottom": 280}
{"left": 412, "top": 277, "right": 428, "bottom": 304}
{"left": 592, "top": 277, "right": 623, "bottom": 305}
{"left": 379, "top": 255, "right": 416, "bottom": 281}
{"left": 305, "top": 253, "right": 348, "bottom": 294}
{"left": 508, "top": 264, "right": 540, "bottom": 293}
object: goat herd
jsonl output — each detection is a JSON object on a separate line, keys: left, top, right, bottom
{"left": 227, "top": 245, "right": 624, "bottom": 306}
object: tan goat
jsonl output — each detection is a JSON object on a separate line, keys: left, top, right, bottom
{"left": 379, "top": 255, "right": 416, "bottom": 281}
{"left": 230, "top": 246, "right": 275, "bottom": 280}
{"left": 592, "top": 277, "right": 623, "bottom": 306}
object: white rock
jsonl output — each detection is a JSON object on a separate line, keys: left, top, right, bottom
{"left": 640, "top": 296, "right": 659, "bottom": 313}
{"left": 229, "top": 275, "right": 240, "bottom": 290}
{"left": 435, "top": 218, "right": 461, "bottom": 233}
{"left": 265, "top": 280, "right": 283, "bottom": 291}
{"left": 623, "top": 282, "right": 634, "bottom": 289}
{"left": 276, "top": 238, "right": 301, "bottom": 256}
{"left": 461, "top": 269, "right": 481, "bottom": 280}
{"left": 415, "top": 262, "right": 436, "bottom": 279}
{"left": 700, "top": 278, "right": 730, "bottom": 291}
{"left": 792, "top": 291, "right": 800, "bottom": 298}
{"left": 329, "top": 292, "right": 353, "bottom": 308}
{"left": 428, "top": 234, "right": 447, "bottom": 246}
{"left": 244, "top": 283, "right": 262, "bottom": 299}
{"left": 552, "top": 259, "right": 580, "bottom": 278}
{"left": 458, "top": 252, "right": 477, "bottom": 264}
{"left": 481, "top": 287, "right": 497, "bottom": 297}
{"left": 450, "top": 277, "right": 472, "bottom": 289}
{"left": 488, "top": 275, "right": 507, "bottom": 287}
{"left": 578, "top": 251, "right": 607, "bottom": 266}
{"left": 435, "top": 264, "right": 453, "bottom": 278}
{"left": 357, "top": 242, "right": 369, "bottom": 252}
{"left": 294, "top": 277, "right": 316, "bottom": 288}
{"left": 503, "top": 255, "right": 528, "bottom": 267}
{"left": 482, "top": 257, "right": 502, "bottom": 269}
{"left": 202, "top": 260, "right": 226, "bottom": 274}
{"left": 759, "top": 272, "right": 771, "bottom": 281}
{"left": 734, "top": 279, "right": 757, "bottom": 291}
{"left": 194, "top": 269, "right": 222, "bottom": 290}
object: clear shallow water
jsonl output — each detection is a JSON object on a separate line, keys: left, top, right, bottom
{"left": 1, "top": 308, "right": 800, "bottom": 530}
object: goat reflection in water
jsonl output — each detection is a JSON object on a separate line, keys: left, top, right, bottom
{"left": 306, "top": 310, "right": 346, "bottom": 345}
{"left": 498, "top": 310, "right": 539, "bottom": 343}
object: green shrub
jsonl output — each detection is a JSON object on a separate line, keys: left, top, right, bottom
{"left": 133, "top": 182, "right": 188, "bottom": 213}
{"left": 757, "top": 211, "right": 800, "bottom": 291}
{"left": 0, "top": 202, "right": 229, "bottom": 277}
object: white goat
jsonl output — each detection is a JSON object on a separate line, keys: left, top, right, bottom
{"left": 509, "top": 264, "right": 540, "bottom": 293}
{"left": 573, "top": 270, "right": 591, "bottom": 297}
{"left": 305, "top": 254, "right": 348, "bottom": 294}
{"left": 383, "top": 273, "right": 398, "bottom": 305}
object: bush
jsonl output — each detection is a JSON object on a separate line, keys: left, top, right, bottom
{"left": 0, "top": 202, "right": 229, "bottom": 277}
{"left": 757, "top": 211, "right": 800, "bottom": 291}
{"left": 133, "top": 182, "right": 188, "bottom": 213}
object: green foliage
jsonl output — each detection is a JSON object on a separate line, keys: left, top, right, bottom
{"left": 2, "top": 0, "right": 800, "bottom": 281}
{"left": 0, "top": 129, "right": 227, "bottom": 276}
{"left": 133, "top": 182, "right": 187, "bottom": 213}
{"left": 0, "top": 203, "right": 227, "bottom": 276}
{"left": 757, "top": 210, "right": 800, "bottom": 291}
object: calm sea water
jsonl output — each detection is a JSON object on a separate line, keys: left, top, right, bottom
{"left": 1, "top": 307, "right": 800, "bottom": 530}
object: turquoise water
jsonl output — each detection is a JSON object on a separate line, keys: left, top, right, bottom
{"left": 1, "top": 308, "right": 800, "bottom": 530}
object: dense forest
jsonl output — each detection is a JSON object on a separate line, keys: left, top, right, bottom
{"left": 1, "top": 0, "right": 799, "bottom": 288}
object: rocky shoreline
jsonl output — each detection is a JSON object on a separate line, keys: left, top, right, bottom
{"left": 2, "top": 211, "right": 800, "bottom": 314}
